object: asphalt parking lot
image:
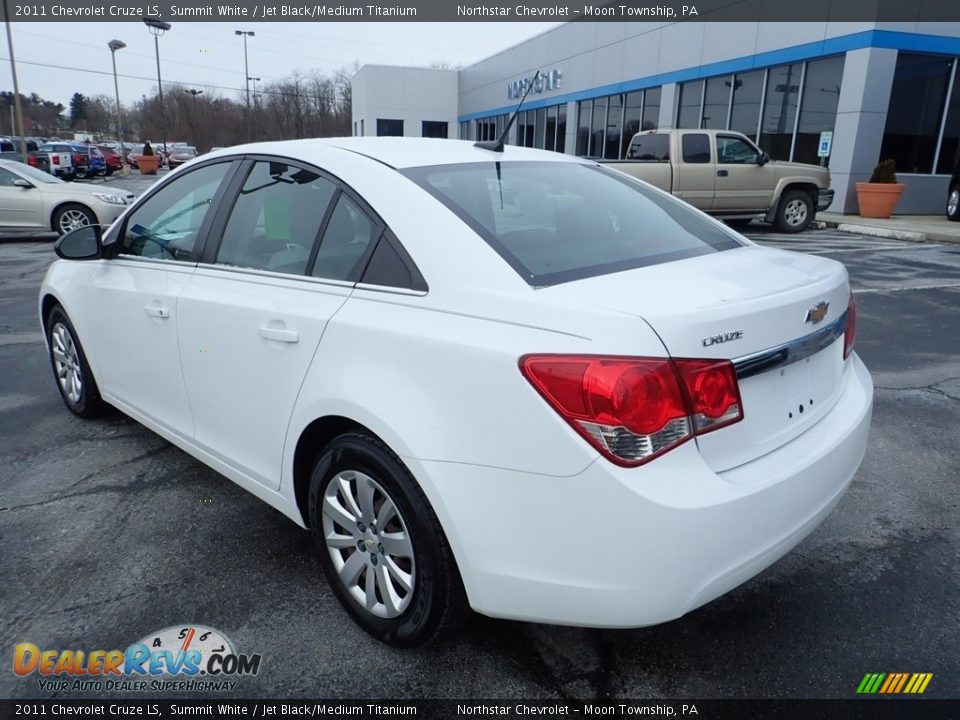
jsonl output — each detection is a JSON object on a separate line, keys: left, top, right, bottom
{"left": 1, "top": 222, "right": 958, "bottom": 700}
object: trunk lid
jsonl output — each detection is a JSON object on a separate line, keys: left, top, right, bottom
{"left": 539, "top": 245, "right": 851, "bottom": 474}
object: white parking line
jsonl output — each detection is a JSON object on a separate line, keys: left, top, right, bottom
{"left": 854, "top": 282, "right": 960, "bottom": 294}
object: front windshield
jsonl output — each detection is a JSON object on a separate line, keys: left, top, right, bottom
{"left": 10, "top": 162, "right": 61, "bottom": 184}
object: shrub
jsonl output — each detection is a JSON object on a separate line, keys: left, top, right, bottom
{"left": 869, "top": 159, "right": 897, "bottom": 184}
{"left": 142, "top": 141, "right": 154, "bottom": 157}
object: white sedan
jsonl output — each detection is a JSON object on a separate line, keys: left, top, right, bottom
{"left": 0, "top": 159, "right": 134, "bottom": 235}
{"left": 39, "top": 138, "right": 873, "bottom": 647}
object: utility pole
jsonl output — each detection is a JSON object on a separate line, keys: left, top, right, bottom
{"left": 235, "top": 30, "right": 255, "bottom": 141}
{"left": 248, "top": 77, "right": 260, "bottom": 140}
{"left": 3, "top": 0, "right": 28, "bottom": 159}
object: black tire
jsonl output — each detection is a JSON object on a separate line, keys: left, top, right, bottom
{"left": 947, "top": 184, "right": 960, "bottom": 222}
{"left": 45, "top": 305, "right": 105, "bottom": 418}
{"left": 308, "top": 432, "right": 469, "bottom": 647}
{"left": 774, "top": 189, "right": 814, "bottom": 233}
{"left": 52, "top": 203, "right": 96, "bottom": 236}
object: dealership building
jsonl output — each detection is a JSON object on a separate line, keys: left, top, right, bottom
{"left": 351, "top": 21, "right": 960, "bottom": 214}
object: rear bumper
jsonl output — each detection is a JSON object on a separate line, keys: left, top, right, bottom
{"left": 817, "top": 188, "right": 835, "bottom": 211}
{"left": 413, "top": 354, "right": 872, "bottom": 627}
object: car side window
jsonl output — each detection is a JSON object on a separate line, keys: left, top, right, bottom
{"left": 215, "top": 161, "right": 337, "bottom": 275}
{"left": 0, "top": 168, "right": 21, "bottom": 186}
{"left": 681, "top": 134, "right": 711, "bottom": 164}
{"left": 310, "top": 194, "right": 377, "bottom": 281}
{"left": 717, "top": 136, "right": 760, "bottom": 164}
{"left": 120, "top": 162, "right": 231, "bottom": 262}
{"left": 360, "top": 230, "right": 427, "bottom": 291}
{"left": 626, "top": 134, "right": 670, "bottom": 162}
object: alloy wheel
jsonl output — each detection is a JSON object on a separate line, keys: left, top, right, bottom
{"left": 51, "top": 322, "right": 82, "bottom": 403}
{"left": 58, "top": 209, "right": 92, "bottom": 234}
{"left": 949, "top": 189, "right": 959, "bottom": 217}
{"left": 784, "top": 198, "right": 809, "bottom": 227}
{"left": 321, "top": 470, "right": 416, "bottom": 619}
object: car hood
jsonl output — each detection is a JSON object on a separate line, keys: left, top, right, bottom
{"left": 768, "top": 159, "right": 829, "bottom": 178}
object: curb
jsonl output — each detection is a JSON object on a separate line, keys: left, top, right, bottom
{"left": 834, "top": 223, "right": 927, "bottom": 243}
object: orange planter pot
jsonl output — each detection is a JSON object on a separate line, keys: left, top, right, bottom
{"left": 855, "top": 182, "right": 905, "bottom": 219}
{"left": 139, "top": 155, "right": 160, "bottom": 175}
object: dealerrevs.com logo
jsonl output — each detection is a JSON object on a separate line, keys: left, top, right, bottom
{"left": 13, "top": 625, "right": 262, "bottom": 693}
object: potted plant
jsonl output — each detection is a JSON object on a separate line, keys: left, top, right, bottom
{"left": 856, "top": 159, "right": 905, "bottom": 219}
{"left": 139, "top": 141, "right": 160, "bottom": 175}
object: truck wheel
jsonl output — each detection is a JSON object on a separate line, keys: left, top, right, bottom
{"left": 947, "top": 185, "right": 960, "bottom": 222}
{"left": 774, "top": 190, "right": 814, "bottom": 233}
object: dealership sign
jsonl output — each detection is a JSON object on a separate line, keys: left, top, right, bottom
{"left": 507, "top": 69, "right": 562, "bottom": 100}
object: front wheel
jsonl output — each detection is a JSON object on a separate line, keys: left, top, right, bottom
{"left": 774, "top": 190, "right": 814, "bottom": 232}
{"left": 308, "top": 432, "right": 469, "bottom": 647}
{"left": 52, "top": 203, "right": 96, "bottom": 236}
{"left": 45, "top": 305, "right": 105, "bottom": 418}
{"left": 947, "top": 185, "right": 960, "bottom": 221}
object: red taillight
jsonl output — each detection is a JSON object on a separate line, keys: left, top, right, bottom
{"left": 520, "top": 355, "right": 743, "bottom": 467}
{"left": 52, "top": 155, "right": 60, "bottom": 165}
{"left": 843, "top": 294, "right": 856, "bottom": 359}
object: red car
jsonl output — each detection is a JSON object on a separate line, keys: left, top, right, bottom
{"left": 96, "top": 145, "right": 124, "bottom": 175}
{"left": 167, "top": 146, "right": 198, "bottom": 168}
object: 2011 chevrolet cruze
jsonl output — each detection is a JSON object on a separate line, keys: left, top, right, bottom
{"left": 40, "top": 138, "right": 873, "bottom": 647}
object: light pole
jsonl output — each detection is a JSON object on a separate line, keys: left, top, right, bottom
{"left": 248, "top": 77, "right": 260, "bottom": 140}
{"left": 108, "top": 39, "right": 126, "bottom": 166}
{"left": 235, "top": 30, "right": 255, "bottom": 141}
{"left": 143, "top": 18, "right": 171, "bottom": 156}
{"left": 185, "top": 88, "right": 203, "bottom": 110}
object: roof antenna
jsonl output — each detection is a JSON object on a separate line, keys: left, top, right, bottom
{"left": 474, "top": 70, "right": 541, "bottom": 153}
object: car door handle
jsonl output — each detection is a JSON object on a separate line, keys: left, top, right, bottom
{"left": 144, "top": 305, "right": 170, "bottom": 319}
{"left": 717, "top": 170, "right": 729, "bottom": 177}
{"left": 258, "top": 325, "right": 300, "bottom": 344}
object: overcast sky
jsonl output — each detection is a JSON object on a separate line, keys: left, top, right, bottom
{"left": 0, "top": 22, "right": 562, "bottom": 107}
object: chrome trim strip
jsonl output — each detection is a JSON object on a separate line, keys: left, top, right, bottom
{"left": 732, "top": 310, "right": 848, "bottom": 380}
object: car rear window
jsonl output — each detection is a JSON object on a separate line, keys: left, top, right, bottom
{"left": 402, "top": 161, "right": 742, "bottom": 286}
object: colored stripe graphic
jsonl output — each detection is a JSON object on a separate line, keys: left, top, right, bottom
{"left": 857, "top": 672, "right": 932, "bottom": 694}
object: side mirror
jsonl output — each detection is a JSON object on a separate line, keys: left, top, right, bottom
{"left": 758, "top": 152, "right": 770, "bottom": 166}
{"left": 13, "top": 178, "right": 33, "bottom": 189}
{"left": 55, "top": 225, "right": 102, "bottom": 261}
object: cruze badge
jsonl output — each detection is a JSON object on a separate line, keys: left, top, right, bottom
{"left": 804, "top": 301, "right": 830, "bottom": 325}
{"left": 702, "top": 330, "right": 743, "bottom": 347}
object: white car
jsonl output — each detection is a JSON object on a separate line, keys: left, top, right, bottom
{"left": 39, "top": 138, "right": 873, "bottom": 647}
{"left": 0, "top": 159, "right": 134, "bottom": 235}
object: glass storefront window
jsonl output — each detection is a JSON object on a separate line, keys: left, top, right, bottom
{"left": 881, "top": 53, "right": 954, "bottom": 174}
{"left": 535, "top": 108, "right": 546, "bottom": 149}
{"left": 546, "top": 105, "right": 557, "bottom": 151}
{"left": 677, "top": 80, "right": 704, "bottom": 128}
{"left": 760, "top": 63, "right": 802, "bottom": 160}
{"left": 577, "top": 99, "right": 591, "bottom": 156}
{"left": 702, "top": 76, "right": 730, "bottom": 130}
{"left": 590, "top": 96, "right": 607, "bottom": 157}
{"left": 642, "top": 87, "right": 661, "bottom": 132}
{"left": 622, "top": 91, "right": 643, "bottom": 158}
{"left": 728, "top": 70, "right": 765, "bottom": 141}
{"left": 557, "top": 104, "right": 567, "bottom": 153}
{"left": 794, "top": 55, "right": 845, "bottom": 165}
{"left": 937, "top": 60, "right": 960, "bottom": 174}
{"left": 605, "top": 93, "right": 623, "bottom": 159}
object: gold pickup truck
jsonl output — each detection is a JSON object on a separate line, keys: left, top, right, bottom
{"left": 601, "top": 129, "right": 834, "bottom": 233}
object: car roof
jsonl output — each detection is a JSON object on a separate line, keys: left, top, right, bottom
{"left": 204, "top": 137, "right": 590, "bottom": 170}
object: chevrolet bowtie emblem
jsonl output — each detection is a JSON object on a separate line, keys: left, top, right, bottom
{"left": 804, "top": 301, "right": 830, "bottom": 325}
